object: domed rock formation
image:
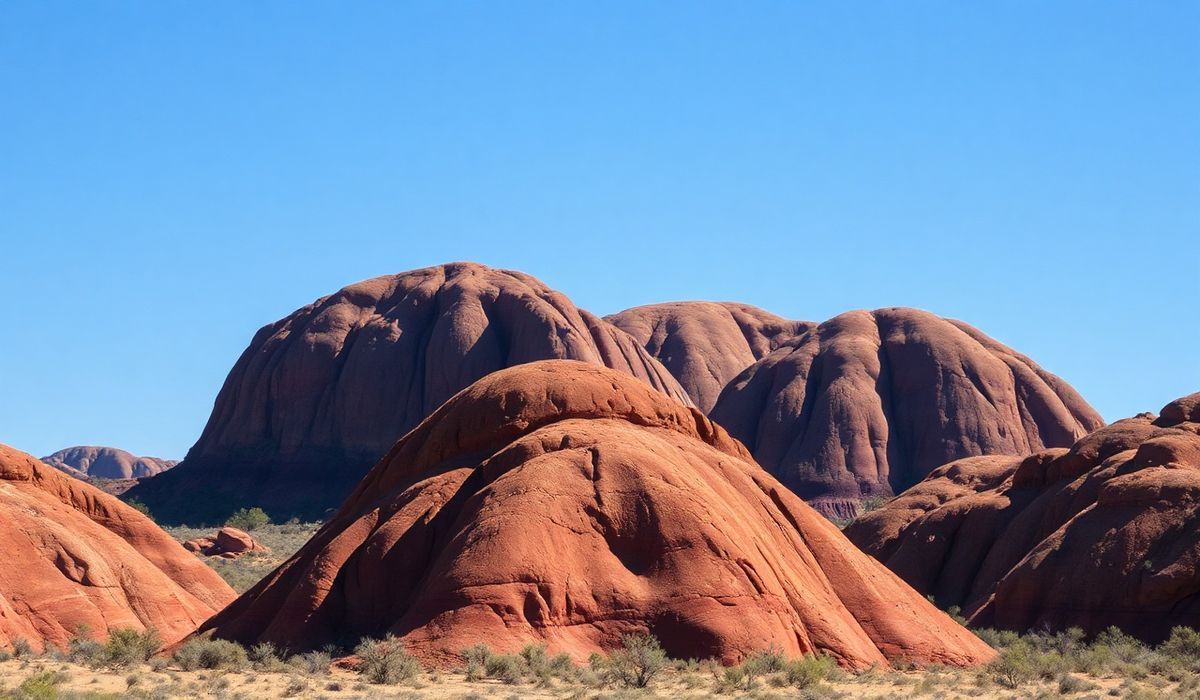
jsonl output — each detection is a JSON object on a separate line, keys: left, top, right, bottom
{"left": 710, "top": 308, "right": 1104, "bottom": 518}
{"left": 606, "top": 302, "right": 814, "bottom": 413}
{"left": 42, "top": 446, "right": 177, "bottom": 480}
{"left": 127, "top": 263, "right": 690, "bottom": 524}
{"left": 845, "top": 392, "right": 1200, "bottom": 642}
{"left": 0, "top": 443, "right": 236, "bottom": 650}
{"left": 198, "top": 360, "right": 993, "bottom": 668}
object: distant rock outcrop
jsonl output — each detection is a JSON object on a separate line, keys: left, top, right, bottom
{"left": 198, "top": 361, "right": 994, "bottom": 668}
{"left": 710, "top": 308, "right": 1104, "bottom": 518}
{"left": 0, "top": 443, "right": 236, "bottom": 650}
{"left": 607, "top": 302, "right": 814, "bottom": 412}
{"left": 183, "top": 527, "right": 269, "bottom": 559}
{"left": 127, "top": 263, "right": 691, "bottom": 524}
{"left": 845, "top": 393, "right": 1200, "bottom": 642}
{"left": 42, "top": 446, "right": 177, "bottom": 480}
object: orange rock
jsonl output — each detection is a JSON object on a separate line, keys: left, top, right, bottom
{"left": 0, "top": 444, "right": 236, "bottom": 650}
{"left": 199, "top": 361, "right": 993, "bottom": 669}
{"left": 128, "top": 263, "right": 691, "bottom": 524}
{"left": 845, "top": 393, "right": 1200, "bottom": 641}
{"left": 710, "top": 308, "right": 1103, "bottom": 518}
{"left": 183, "top": 527, "right": 268, "bottom": 559}
{"left": 607, "top": 301, "right": 814, "bottom": 412}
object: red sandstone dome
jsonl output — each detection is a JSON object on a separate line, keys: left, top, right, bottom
{"left": 198, "top": 360, "right": 993, "bottom": 668}
{"left": 606, "top": 301, "right": 814, "bottom": 413}
{"left": 710, "top": 308, "right": 1104, "bottom": 518}
{"left": 845, "top": 392, "right": 1200, "bottom": 642}
{"left": 0, "top": 443, "right": 236, "bottom": 649}
{"left": 127, "top": 263, "right": 690, "bottom": 524}
{"left": 42, "top": 446, "right": 177, "bottom": 480}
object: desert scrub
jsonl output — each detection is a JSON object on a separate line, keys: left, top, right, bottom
{"left": 462, "top": 643, "right": 491, "bottom": 681}
{"left": 355, "top": 635, "right": 422, "bottom": 684}
{"left": 102, "top": 627, "right": 161, "bottom": 669}
{"left": 225, "top": 506, "right": 271, "bottom": 531}
{"left": 14, "top": 670, "right": 67, "bottom": 700}
{"left": 248, "top": 641, "right": 289, "bottom": 671}
{"left": 173, "top": 637, "right": 249, "bottom": 671}
{"left": 783, "top": 653, "right": 837, "bottom": 688}
{"left": 600, "top": 634, "right": 668, "bottom": 689}
{"left": 292, "top": 649, "right": 333, "bottom": 675}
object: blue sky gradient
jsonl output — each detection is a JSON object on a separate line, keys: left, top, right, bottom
{"left": 2, "top": 2, "right": 1197, "bottom": 458}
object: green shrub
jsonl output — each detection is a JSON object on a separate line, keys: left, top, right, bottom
{"left": 15, "top": 671, "right": 65, "bottom": 700}
{"left": 605, "top": 634, "right": 668, "bottom": 689}
{"left": 124, "top": 498, "right": 154, "bottom": 519}
{"left": 484, "top": 653, "right": 524, "bottom": 684}
{"left": 355, "top": 636, "right": 422, "bottom": 685}
{"left": 225, "top": 507, "right": 271, "bottom": 531}
{"left": 1160, "top": 626, "right": 1200, "bottom": 661}
{"left": 462, "top": 643, "right": 491, "bottom": 681}
{"left": 248, "top": 641, "right": 287, "bottom": 671}
{"left": 173, "top": 637, "right": 248, "bottom": 671}
{"left": 66, "top": 626, "right": 105, "bottom": 667}
{"left": 103, "top": 627, "right": 161, "bottom": 669}
{"left": 989, "top": 640, "right": 1037, "bottom": 688}
{"left": 11, "top": 638, "right": 35, "bottom": 659}
{"left": 785, "top": 654, "right": 836, "bottom": 688}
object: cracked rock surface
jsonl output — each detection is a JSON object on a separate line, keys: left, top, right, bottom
{"left": 198, "top": 360, "right": 993, "bottom": 668}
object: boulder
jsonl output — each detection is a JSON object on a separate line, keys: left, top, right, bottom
{"left": 183, "top": 527, "right": 269, "bottom": 559}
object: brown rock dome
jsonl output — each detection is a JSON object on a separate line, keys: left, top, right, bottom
{"left": 42, "top": 446, "right": 177, "bottom": 480}
{"left": 606, "top": 301, "right": 814, "bottom": 413}
{"left": 845, "top": 392, "right": 1200, "bottom": 642}
{"left": 710, "top": 308, "right": 1103, "bottom": 518}
{"left": 0, "top": 443, "right": 235, "bottom": 650}
{"left": 198, "top": 360, "right": 993, "bottom": 668}
{"left": 127, "top": 263, "right": 690, "bottom": 524}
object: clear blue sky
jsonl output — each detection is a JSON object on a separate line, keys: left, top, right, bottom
{"left": 2, "top": 2, "right": 1197, "bottom": 459}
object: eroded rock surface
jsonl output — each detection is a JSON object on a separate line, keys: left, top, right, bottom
{"left": 42, "top": 446, "right": 176, "bottom": 480}
{"left": 711, "top": 308, "right": 1103, "bottom": 518}
{"left": 198, "top": 361, "right": 993, "bottom": 668}
{"left": 0, "top": 443, "right": 235, "bottom": 649}
{"left": 128, "top": 263, "right": 690, "bottom": 523}
{"left": 845, "top": 392, "right": 1200, "bottom": 641}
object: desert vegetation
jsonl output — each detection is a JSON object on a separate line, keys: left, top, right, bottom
{"left": 164, "top": 519, "right": 320, "bottom": 592}
{"left": 2, "top": 628, "right": 1200, "bottom": 698}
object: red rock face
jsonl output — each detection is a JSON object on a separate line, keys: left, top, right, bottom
{"left": 0, "top": 444, "right": 236, "bottom": 650}
{"left": 198, "top": 360, "right": 993, "bottom": 668}
{"left": 606, "top": 302, "right": 814, "bottom": 413}
{"left": 184, "top": 527, "right": 268, "bottom": 560}
{"left": 845, "top": 393, "right": 1200, "bottom": 642}
{"left": 127, "top": 263, "right": 690, "bottom": 524}
{"left": 710, "top": 308, "right": 1104, "bottom": 519}
{"left": 42, "top": 446, "right": 177, "bottom": 480}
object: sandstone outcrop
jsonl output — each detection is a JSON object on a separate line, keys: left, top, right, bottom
{"left": 127, "top": 263, "right": 690, "bottom": 523}
{"left": 183, "top": 527, "right": 269, "bottom": 559}
{"left": 198, "top": 361, "right": 993, "bottom": 668}
{"left": 845, "top": 392, "right": 1200, "bottom": 641}
{"left": 0, "top": 443, "right": 236, "bottom": 650}
{"left": 607, "top": 302, "right": 813, "bottom": 412}
{"left": 710, "top": 308, "right": 1104, "bottom": 518}
{"left": 42, "top": 446, "right": 176, "bottom": 480}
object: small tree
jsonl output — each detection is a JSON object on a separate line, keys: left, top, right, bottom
{"left": 225, "top": 507, "right": 270, "bottom": 531}
{"left": 607, "top": 634, "right": 667, "bottom": 688}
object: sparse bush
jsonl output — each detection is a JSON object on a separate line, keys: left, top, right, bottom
{"left": 12, "top": 638, "right": 35, "bottom": 659}
{"left": 103, "top": 627, "right": 161, "bottom": 668}
{"left": 282, "top": 676, "right": 308, "bottom": 697}
{"left": 355, "top": 635, "right": 422, "bottom": 685}
{"left": 173, "top": 637, "right": 248, "bottom": 671}
{"left": 462, "top": 643, "right": 491, "bottom": 681}
{"left": 785, "top": 654, "right": 837, "bottom": 688}
{"left": 15, "top": 670, "right": 65, "bottom": 700}
{"left": 292, "top": 649, "right": 332, "bottom": 675}
{"left": 1058, "top": 673, "right": 1098, "bottom": 694}
{"left": 484, "top": 652, "right": 524, "bottom": 684}
{"left": 989, "top": 640, "right": 1037, "bottom": 688}
{"left": 605, "top": 634, "right": 668, "bottom": 689}
{"left": 248, "top": 641, "right": 287, "bottom": 671}
{"left": 1160, "top": 626, "right": 1200, "bottom": 661}
{"left": 124, "top": 498, "right": 154, "bottom": 519}
{"left": 66, "top": 626, "right": 105, "bottom": 667}
{"left": 225, "top": 506, "right": 271, "bottom": 531}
